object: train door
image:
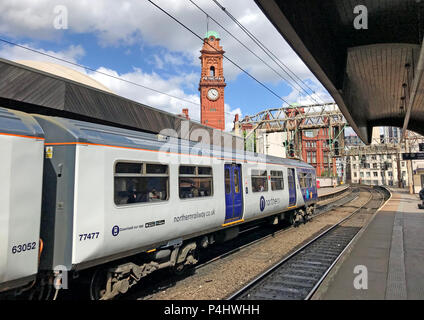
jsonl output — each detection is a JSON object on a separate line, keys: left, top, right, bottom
{"left": 224, "top": 164, "right": 243, "bottom": 224}
{"left": 287, "top": 168, "right": 297, "bottom": 207}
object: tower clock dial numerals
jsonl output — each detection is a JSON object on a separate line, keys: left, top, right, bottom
{"left": 207, "top": 88, "right": 219, "bottom": 101}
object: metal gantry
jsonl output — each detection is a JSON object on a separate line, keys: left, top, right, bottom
{"left": 233, "top": 102, "right": 347, "bottom": 161}
{"left": 233, "top": 103, "right": 424, "bottom": 189}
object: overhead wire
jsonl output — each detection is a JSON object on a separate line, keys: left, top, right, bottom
{"left": 146, "top": 0, "right": 292, "bottom": 106}
{"left": 187, "top": 0, "right": 320, "bottom": 104}
{"left": 211, "top": 0, "right": 326, "bottom": 105}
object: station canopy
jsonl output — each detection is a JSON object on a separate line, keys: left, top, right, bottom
{"left": 255, "top": 0, "right": 424, "bottom": 144}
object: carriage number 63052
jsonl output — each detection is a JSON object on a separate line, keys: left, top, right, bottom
{"left": 12, "top": 242, "right": 37, "bottom": 254}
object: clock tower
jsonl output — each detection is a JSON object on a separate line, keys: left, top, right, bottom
{"left": 199, "top": 31, "right": 226, "bottom": 130}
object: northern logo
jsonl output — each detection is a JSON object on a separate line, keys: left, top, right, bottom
{"left": 112, "top": 225, "right": 120, "bottom": 236}
{"left": 260, "top": 196, "right": 266, "bottom": 212}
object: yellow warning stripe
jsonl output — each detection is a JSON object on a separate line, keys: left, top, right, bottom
{"left": 222, "top": 219, "right": 244, "bottom": 227}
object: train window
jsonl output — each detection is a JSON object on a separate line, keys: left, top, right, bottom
{"left": 179, "top": 166, "right": 213, "bottom": 199}
{"left": 198, "top": 167, "right": 212, "bottom": 175}
{"left": 251, "top": 170, "right": 268, "bottom": 192}
{"left": 146, "top": 163, "right": 168, "bottom": 174}
{"left": 234, "top": 170, "right": 240, "bottom": 193}
{"left": 225, "top": 169, "right": 231, "bottom": 194}
{"left": 115, "top": 162, "right": 142, "bottom": 174}
{"left": 114, "top": 162, "right": 169, "bottom": 206}
{"left": 271, "top": 170, "right": 284, "bottom": 190}
{"left": 179, "top": 166, "right": 196, "bottom": 175}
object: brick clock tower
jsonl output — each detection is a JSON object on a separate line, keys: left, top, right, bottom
{"left": 199, "top": 31, "right": 226, "bottom": 130}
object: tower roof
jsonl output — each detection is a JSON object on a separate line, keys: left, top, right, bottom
{"left": 205, "top": 30, "right": 220, "bottom": 39}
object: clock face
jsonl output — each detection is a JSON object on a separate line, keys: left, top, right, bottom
{"left": 207, "top": 88, "right": 219, "bottom": 101}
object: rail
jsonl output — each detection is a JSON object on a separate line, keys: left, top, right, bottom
{"left": 227, "top": 186, "right": 390, "bottom": 300}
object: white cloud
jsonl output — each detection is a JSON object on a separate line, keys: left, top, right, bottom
{"left": 0, "top": 0, "right": 325, "bottom": 91}
{"left": 225, "top": 103, "right": 242, "bottom": 132}
{"left": 283, "top": 79, "right": 334, "bottom": 106}
{"left": 0, "top": 0, "right": 336, "bottom": 126}
{"left": 0, "top": 42, "right": 85, "bottom": 66}
{"left": 0, "top": 42, "right": 240, "bottom": 131}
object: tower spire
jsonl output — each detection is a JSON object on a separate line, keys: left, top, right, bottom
{"left": 199, "top": 31, "right": 226, "bottom": 130}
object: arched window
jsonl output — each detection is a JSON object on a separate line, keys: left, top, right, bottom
{"left": 210, "top": 66, "right": 215, "bottom": 77}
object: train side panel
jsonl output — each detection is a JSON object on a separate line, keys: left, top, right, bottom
{"left": 0, "top": 108, "right": 44, "bottom": 292}
{"left": 71, "top": 144, "right": 226, "bottom": 268}
{"left": 242, "top": 164, "right": 291, "bottom": 220}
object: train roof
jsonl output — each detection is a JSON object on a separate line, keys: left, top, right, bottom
{"left": 33, "top": 113, "right": 314, "bottom": 169}
{"left": 0, "top": 107, "right": 44, "bottom": 139}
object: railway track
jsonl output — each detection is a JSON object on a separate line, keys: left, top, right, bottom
{"left": 193, "top": 187, "right": 359, "bottom": 271}
{"left": 227, "top": 186, "right": 388, "bottom": 300}
{"left": 123, "top": 186, "right": 360, "bottom": 300}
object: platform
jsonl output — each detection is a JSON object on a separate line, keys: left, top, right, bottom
{"left": 317, "top": 185, "right": 349, "bottom": 198}
{"left": 316, "top": 188, "right": 424, "bottom": 300}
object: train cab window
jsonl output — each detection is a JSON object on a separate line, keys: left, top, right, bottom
{"left": 299, "top": 172, "right": 306, "bottom": 188}
{"left": 179, "top": 165, "right": 213, "bottom": 199}
{"left": 251, "top": 170, "right": 268, "bottom": 192}
{"left": 299, "top": 172, "right": 313, "bottom": 188}
{"left": 114, "top": 162, "right": 169, "bottom": 206}
{"left": 270, "top": 170, "right": 284, "bottom": 190}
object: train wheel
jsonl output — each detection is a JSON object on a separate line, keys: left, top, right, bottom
{"left": 172, "top": 250, "right": 199, "bottom": 276}
{"left": 89, "top": 269, "right": 108, "bottom": 300}
{"left": 288, "top": 212, "right": 296, "bottom": 225}
{"left": 172, "top": 263, "right": 187, "bottom": 276}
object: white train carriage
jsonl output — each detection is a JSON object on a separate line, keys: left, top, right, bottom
{"left": 0, "top": 106, "right": 316, "bottom": 299}
{"left": 30, "top": 113, "right": 315, "bottom": 299}
{"left": 0, "top": 108, "right": 44, "bottom": 293}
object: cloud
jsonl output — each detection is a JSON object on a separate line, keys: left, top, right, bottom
{"left": 0, "top": 0, "right": 325, "bottom": 90}
{"left": 0, "top": 0, "right": 335, "bottom": 127}
{"left": 0, "top": 42, "right": 85, "bottom": 66}
{"left": 0, "top": 42, "right": 240, "bottom": 131}
{"left": 225, "top": 103, "right": 242, "bottom": 132}
{"left": 283, "top": 79, "right": 334, "bottom": 105}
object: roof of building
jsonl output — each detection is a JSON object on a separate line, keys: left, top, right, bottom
{"left": 0, "top": 58, "right": 243, "bottom": 150}
{"left": 15, "top": 60, "right": 113, "bottom": 93}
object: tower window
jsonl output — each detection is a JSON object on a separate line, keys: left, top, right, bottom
{"left": 210, "top": 66, "right": 215, "bottom": 77}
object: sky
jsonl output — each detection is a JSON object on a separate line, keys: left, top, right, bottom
{"left": 0, "top": 0, "right": 335, "bottom": 132}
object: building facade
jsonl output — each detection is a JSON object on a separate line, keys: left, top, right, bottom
{"left": 346, "top": 127, "right": 424, "bottom": 191}
{"left": 349, "top": 153, "right": 408, "bottom": 187}
{"left": 301, "top": 128, "right": 337, "bottom": 177}
{"left": 199, "top": 31, "right": 226, "bottom": 131}
{"left": 255, "top": 131, "right": 287, "bottom": 158}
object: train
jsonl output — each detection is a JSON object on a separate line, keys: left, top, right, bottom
{"left": 0, "top": 106, "right": 317, "bottom": 300}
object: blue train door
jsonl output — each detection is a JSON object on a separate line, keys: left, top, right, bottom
{"left": 288, "top": 168, "right": 297, "bottom": 207}
{"left": 224, "top": 164, "right": 243, "bottom": 224}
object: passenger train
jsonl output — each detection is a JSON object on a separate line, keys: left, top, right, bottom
{"left": 0, "top": 106, "right": 317, "bottom": 300}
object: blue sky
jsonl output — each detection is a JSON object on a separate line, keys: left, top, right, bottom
{"left": 0, "top": 0, "right": 334, "bottom": 131}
